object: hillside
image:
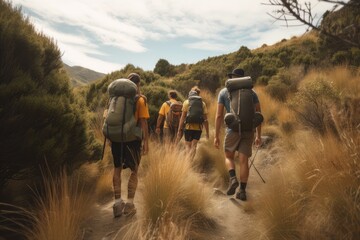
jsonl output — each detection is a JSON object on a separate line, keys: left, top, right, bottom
{"left": 0, "top": 1, "right": 359, "bottom": 239}
{"left": 63, "top": 63, "right": 105, "bottom": 86}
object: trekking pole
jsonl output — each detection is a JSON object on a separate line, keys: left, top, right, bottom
{"left": 249, "top": 146, "right": 266, "bottom": 183}
{"left": 253, "top": 164, "right": 266, "bottom": 183}
{"left": 101, "top": 136, "right": 106, "bottom": 160}
{"left": 249, "top": 146, "right": 259, "bottom": 169}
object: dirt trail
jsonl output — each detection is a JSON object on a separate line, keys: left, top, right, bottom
{"left": 83, "top": 144, "right": 274, "bottom": 240}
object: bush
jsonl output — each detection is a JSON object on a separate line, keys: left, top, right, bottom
{"left": 331, "top": 51, "right": 350, "bottom": 65}
{"left": 289, "top": 79, "right": 339, "bottom": 135}
{"left": 265, "top": 66, "right": 304, "bottom": 101}
{"left": 0, "top": 1, "right": 99, "bottom": 189}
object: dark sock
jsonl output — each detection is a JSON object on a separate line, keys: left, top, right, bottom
{"left": 229, "top": 169, "right": 236, "bottom": 178}
{"left": 240, "top": 182, "right": 247, "bottom": 191}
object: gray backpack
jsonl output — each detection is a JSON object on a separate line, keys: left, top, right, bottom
{"left": 224, "top": 76, "right": 263, "bottom": 132}
{"left": 185, "top": 91, "right": 204, "bottom": 124}
{"left": 102, "top": 79, "right": 142, "bottom": 142}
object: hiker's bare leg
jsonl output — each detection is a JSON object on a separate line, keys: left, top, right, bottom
{"left": 239, "top": 153, "right": 249, "bottom": 183}
{"left": 128, "top": 168, "right": 138, "bottom": 200}
{"left": 185, "top": 141, "right": 192, "bottom": 151}
{"left": 225, "top": 151, "right": 236, "bottom": 170}
{"left": 113, "top": 167, "right": 122, "bottom": 199}
{"left": 190, "top": 139, "right": 199, "bottom": 159}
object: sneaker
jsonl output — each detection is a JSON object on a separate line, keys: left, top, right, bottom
{"left": 236, "top": 189, "right": 247, "bottom": 201}
{"left": 226, "top": 177, "right": 239, "bottom": 195}
{"left": 113, "top": 200, "right": 125, "bottom": 218}
{"left": 123, "top": 202, "right": 136, "bottom": 216}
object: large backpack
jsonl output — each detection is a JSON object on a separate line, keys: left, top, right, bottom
{"left": 224, "top": 76, "right": 263, "bottom": 132}
{"left": 165, "top": 100, "right": 183, "bottom": 130}
{"left": 185, "top": 91, "right": 204, "bottom": 124}
{"left": 102, "top": 78, "right": 142, "bottom": 142}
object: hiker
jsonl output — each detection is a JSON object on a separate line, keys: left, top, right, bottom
{"left": 103, "top": 73, "right": 149, "bottom": 217}
{"left": 177, "top": 86, "right": 209, "bottom": 159}
{"left": 214, "top": 68, "right": 262, "bottom": 201}
{"left": 155, "top": 90, "right": 182, "bottom": 143}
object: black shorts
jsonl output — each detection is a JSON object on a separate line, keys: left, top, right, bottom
{"left": 184, "top": 130, "right": 202, "bottom": 142}
{"left": 111, "top": 140, "right": 142, "bottom": 170}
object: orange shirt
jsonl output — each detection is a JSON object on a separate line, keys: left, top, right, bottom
{"left": 135, "top": 96, "right": 150, "bottom": 122}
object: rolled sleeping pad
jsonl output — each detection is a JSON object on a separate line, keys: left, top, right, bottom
{"left": 225, "top": 76, "right": 253, "bottom": 92}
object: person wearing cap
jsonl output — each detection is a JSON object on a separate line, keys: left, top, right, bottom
{"left": 110, "top": 72, "right": 150, "bottom": 217}
{"left": 214, "top": 68, "right": 262, "bottom": 201}
{"left": 177, "top": 86, "right": 209, "bottom": 160}
{"left": 155, "top": 90, "right": 182, "bottom": 143}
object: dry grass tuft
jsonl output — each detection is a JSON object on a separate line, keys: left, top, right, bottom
{"left": 255, "top": 86, "right": 296, "bottom": 135}
{"left": 255, "top": 129, "right": 360, "bottom": 239}
{"left": 27, "top": 170, "right": 94, "bottom": 240}
{"left": 0, "top": 169, "right": 95, "bottom": 240}
{"left": 193, "top": 138, "right": 228, "bottom": 188}
{"left": 119, "top": 142, "right": 218, "bottom": 239}
{"left": 199, "top": 89, "right": 217, "bottom": 128}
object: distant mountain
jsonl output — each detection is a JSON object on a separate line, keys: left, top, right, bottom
{"left": 63, "top": 63, "right": 105, "bottom": 86}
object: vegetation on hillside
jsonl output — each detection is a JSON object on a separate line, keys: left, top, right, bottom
{"left": 0, "top": 1, "right": 359, "bottom": 239}
{"left": 63, "top": 64, "right": 105, "bottom": 87}
{"left": 0, "top": 0, "right": 100, "bottom": 194}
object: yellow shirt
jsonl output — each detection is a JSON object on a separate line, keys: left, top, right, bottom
{"left": 135, "top": 96, "right": 150, "bottom": 122}
{"left": 158, "top": 98, "right": 178, "bottom": 129}
{"left": 182, "top": 99, "right": 208, "bottom": 131}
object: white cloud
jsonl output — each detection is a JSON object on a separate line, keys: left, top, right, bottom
{"left": 184, "top": 41, "right": 228, "bottom": 51}
{"left": 11, "top": 0, "right": 339, "bottom": 73}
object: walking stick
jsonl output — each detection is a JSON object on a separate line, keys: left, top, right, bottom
{"left": 253, "top": 164, "right": 266, "bottom": 183}
{"left": 249, "top": 147, "right": 266, "bottom": 183}
{"left": 249, "top": 147, "right": 259, "bottom": 169}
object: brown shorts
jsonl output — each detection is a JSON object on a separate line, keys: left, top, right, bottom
{"left": 111, "top": 140, "right": 142, "bottom": 170}
{"left": 224, "top": 130, "right": 254, "bottom": 157}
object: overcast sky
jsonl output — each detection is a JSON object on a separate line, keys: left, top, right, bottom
{"left": 12, "top": 0, "right": 334, "bottom": 74}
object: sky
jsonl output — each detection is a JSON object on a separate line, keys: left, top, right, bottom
{"left": 11, "top": 0, "right": 334, "bottom": 74}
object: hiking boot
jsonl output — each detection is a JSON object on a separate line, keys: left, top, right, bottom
{"left": 226, "top": 177, "right": 239, "bottom": 195}
{"left": 236, "top": 189, "right": 247, "bottom": 201}
{"left": 113, "top": 200, "right": 125, "bottom": 218}
{"left": 123, "top": 202, "right": 136, "bottom": 216}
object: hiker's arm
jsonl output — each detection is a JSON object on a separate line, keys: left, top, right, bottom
{"left": 255, "top": 102, "right": 262, "bottom": 147}
{"left": 156, "top": 114, "right": 164, "bottom": 134}
{"left": 176, "top": 111, "right": 186, "bottom": 141}
{"left": 140, "top": 118, "right": 149, "bottom": 154}
{"left": 214, "top": 103, "right": 224, "bottom": 149}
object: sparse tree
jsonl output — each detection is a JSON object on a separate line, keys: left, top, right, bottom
{"left": 265, "top": 0, "right": 359, "bottom": 48}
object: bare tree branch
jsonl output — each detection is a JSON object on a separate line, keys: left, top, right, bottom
{"left": 264, "top": 0, "right": 359, "bottom": 47}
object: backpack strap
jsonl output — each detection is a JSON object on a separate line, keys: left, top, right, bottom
{"left": 165, "top": 101, "right": 172, "bottom": 129}
{"left": 237, "top": 90, "right": 241, "bottom": 135}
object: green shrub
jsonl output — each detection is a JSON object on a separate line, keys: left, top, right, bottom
{"left": 331, "top": 51, "right": 350, "bottom": 65}
{"left": 0, "top": 1, "right": 99, "bottom": 189}
{"left": 257, "top": 75, "right": 270, "bottom": 85}
{"left": 289, "top": 79, "right": 339, "bottom": 135}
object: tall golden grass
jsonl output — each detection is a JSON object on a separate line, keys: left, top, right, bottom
{"left": 253, "top": 66, "right": 360, "bottom": 239}
{"left": 199, "top": 88, "right": 217, "bottom": 128}
{"left": 0, "top": 169, "right": 95, "bottom": 240}
{"left": 29, "top": 170, "right": 94, "bottom": 240}
{"left": 118, "top": 141, "right": 219, "bottom": 240}
{"left": 255, "top": 129, "right": 359, "bottom": 239}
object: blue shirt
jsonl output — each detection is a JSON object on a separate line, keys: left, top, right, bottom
{"left": 217, "top": 87, "right": 259, "bottom": 113}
